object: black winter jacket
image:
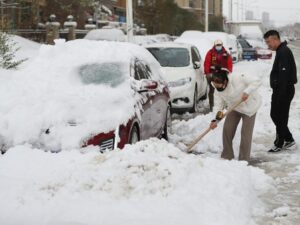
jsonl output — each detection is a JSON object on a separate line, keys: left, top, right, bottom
{"left": 270, "top": 41, "right": 297, "bottom": 91}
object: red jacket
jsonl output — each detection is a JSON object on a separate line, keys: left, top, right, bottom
{"left": 204, "top": 47, "right": 233, "bottom": 75}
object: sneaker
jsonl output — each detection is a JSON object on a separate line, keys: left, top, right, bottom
{"left": 282, "top": 141, "right": 296, "bottom": 149}
{"left": 268, "top": 145, "right": 282, "bottom": 153}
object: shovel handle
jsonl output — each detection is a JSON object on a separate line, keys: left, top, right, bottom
{"left": 186, "top": 99, "right": 244, "bottom": 153}
{"left": 186, "top": 127, "right": 211, "bottom": 152}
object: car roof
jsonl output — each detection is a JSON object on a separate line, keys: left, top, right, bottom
{"left": 84, "top": 28, "right": 126, "bottom": 41}
{"left": 143, "top": 41, "right": 193, "bottom": 49}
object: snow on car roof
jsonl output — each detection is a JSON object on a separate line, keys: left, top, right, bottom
{"left": 84, "top": 28, "right": 126, "bottom": 42}
{"left": 180, "top": 30, "right": 204, "bottom": 39}
{"left": 143, "top": 41, "right": 193, "bottom": 49}
{"left": 174, "top": 37, "right": 212, "bottom": 59}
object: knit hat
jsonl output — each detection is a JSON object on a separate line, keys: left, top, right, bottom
{"left": 214, "top": 39, "right": 223, "bottom": 46}
{"left": 212, "top": 69, "right": 228, "bottom": 84}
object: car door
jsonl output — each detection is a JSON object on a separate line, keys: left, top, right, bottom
{"left": 191, "top": 46, "right": 206, "bottom": 98}
{"left": 133, "top": 60, "right": 153, "bottom": 140}
{"left": 142, "top": 62, "right": 168, "bottom": 137}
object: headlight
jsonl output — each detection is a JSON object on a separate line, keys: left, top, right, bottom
{"left": 168, "top": 77, "right": 192, "bottom": 87}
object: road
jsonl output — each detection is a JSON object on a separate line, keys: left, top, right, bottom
{"left": 250, "top": 40, "right": 300, "bottom": 225}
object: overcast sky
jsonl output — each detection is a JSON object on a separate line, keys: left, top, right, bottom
{"left": 222, "top": 0, "right": 300, "bottom": 27}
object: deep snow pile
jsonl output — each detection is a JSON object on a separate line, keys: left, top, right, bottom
{"left": 0, "top": 139, "right": 272, "bottom": 225}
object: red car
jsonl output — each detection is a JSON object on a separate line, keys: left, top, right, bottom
{"left": 0, "top": 40, "right": 171, "bottom": 153}
{"left": 83, "top": 59, "right": 171, "bottom": 151}
{"left": 256, "top": 48, "right": 272, "bottom": 59}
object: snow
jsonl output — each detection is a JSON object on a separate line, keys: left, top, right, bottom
{"left": 84, "top": 28, "right": 126, "bottom": 42}
{"left": 1, "top": 35, "right": 300, "bottom": 225}
{"left": 174, "top": 36, "right": 212, "bottom": 60}
{"left": 0, "top": 140, "right": 271, "bottom": 225}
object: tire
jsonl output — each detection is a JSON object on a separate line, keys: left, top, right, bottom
{"left": 190, "top": 88, "right": 198, "bottom": 113}
{"left": 199, "top": 85, "right": 209, "bottom": 101}
{"left": 129, "top": 125, "right": 139, "bottom": 144}
{"left": 162, "top": 107, "right": 172, "bottom": 141}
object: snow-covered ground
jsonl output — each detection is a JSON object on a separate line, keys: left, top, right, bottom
{"left": 0, "top": 36, "right": 299, "bottom": 225}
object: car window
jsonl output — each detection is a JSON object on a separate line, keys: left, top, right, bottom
{"left": 134, "top": 60, "right": 151, "bottom": 80}
{"left": 147, "top": 47, "right": 190, "bottom": 67}
{"left": 78, "top": 63, "right": 126, "bottom": 87}
{"left": 238, "top": 39, "right": 251, "bottom": 48}
{"left": 191, "top": 47, "right": 201, "bottom": 62}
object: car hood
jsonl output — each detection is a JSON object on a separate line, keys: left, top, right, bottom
{"left": 160, "top": 66, "right": 194, "bottom": 82}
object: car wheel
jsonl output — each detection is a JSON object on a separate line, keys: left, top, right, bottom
{"left": 129, "top": 125, "right": 139, "bottom": 144}
{"left": 162, "top": 107, "right": 172, "bottom": 141}
{"left": 190, "top": 88, "right": 198, "bottom": 113}
{"left": 199, "top": 84, "right": 209, "bottom": 101}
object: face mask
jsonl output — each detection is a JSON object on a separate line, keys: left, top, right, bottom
{"left": 215, "top": 82, "right": 227, "bottom": 92}
{"left": 216, "top": 87, "right": 226, "bottom": 92}
{"left": 215, "top": 46, "right": 222, "bottom": 51}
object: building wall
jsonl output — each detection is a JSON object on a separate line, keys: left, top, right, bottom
{"left": 175, "top": 0, "right": 223, "bottom": 23}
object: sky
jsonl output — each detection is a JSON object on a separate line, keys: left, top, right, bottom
{"left": 222, "top": 0, "right": 300, "bottom": 27}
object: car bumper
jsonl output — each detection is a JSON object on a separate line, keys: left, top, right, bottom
{"left": 169, "top": 83, "right": 194, "bottom": 109}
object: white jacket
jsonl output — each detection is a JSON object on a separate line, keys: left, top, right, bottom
{"left": 213, "top": 72, "right": 262, "bottom": 117}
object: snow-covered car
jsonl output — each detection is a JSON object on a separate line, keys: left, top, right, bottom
{"left": 83, "top": 28, "right": 126, "bottom": 42}
{"left": 179, "top": 30, "right": 204, "bottom": 39}
{"left": 144, "top": 42, "right": 208, "bottom": 113}
{"left": 0, "top": 40, "right": 171, "bottom": 152}
{"left": 174, "top": 36, "right": 213, "bottom": 65}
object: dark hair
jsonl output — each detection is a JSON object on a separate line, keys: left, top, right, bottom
{"left": 264, "top": 30, "right": 280, "bottom": 39}
{"left": 212, "top": 70, "right": 228, "bottom": 84}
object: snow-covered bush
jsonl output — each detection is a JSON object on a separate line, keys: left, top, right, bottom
{"left": 0, "top": 32, "right": 25, "bottom": 69}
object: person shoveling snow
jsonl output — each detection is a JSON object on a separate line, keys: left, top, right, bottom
{"left": 201, "top": 68, "right": 262, "bottom": 162}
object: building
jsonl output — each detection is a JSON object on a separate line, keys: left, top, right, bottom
{"left": 0, "top": 0, "right": 46, "bottom": 30}
{"left": 246, "top": 10, "right": 254, "bottom": 20}
{"left": 175, "top": 0, "right": 223, "bottom": 23}
{"left": 262, "top": 11, "right": 270, "bottom": 27}
{"left": 225, "top": 20, "right": 263, "bottom": 39}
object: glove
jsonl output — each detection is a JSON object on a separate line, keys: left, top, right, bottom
{"left": 215, "top": 111, "right": 224, "bottom": 121}
{"left": 215, "top": 65, "right": 222, "bottom": 71}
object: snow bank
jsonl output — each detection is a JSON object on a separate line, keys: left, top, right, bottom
{"left": 0, "top": 139, "right": 272, "bottom": 225}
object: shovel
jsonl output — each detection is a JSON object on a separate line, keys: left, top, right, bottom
{"left": 186, "top": 99, "right": 244, "bottom": 153}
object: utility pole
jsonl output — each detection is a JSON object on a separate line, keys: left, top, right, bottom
{"left": 205, "top": 0, "right": 208, "bottom": 32}
{"left": 229, "top": 0, "right": 233, "bottom": 21}
{"left": 126, "top": 0, "right": 133, "bottom": 42}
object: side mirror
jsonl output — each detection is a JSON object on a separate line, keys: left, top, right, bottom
{"left": 138, "top": 80, "right": 158, "bottom": 93}
{"left": 193, "top": 61, "right": 201, "bottom": 69}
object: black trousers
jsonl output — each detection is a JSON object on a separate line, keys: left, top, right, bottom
{"left": 206, "top": 75, "right": 214, "bottom": 112}
{"left": 271, "top": 85, "right": 295, "bottom": 147}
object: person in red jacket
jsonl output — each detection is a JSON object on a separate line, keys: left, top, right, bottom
{"left": 204, "top": 39, "right": 233, "bottom": 111}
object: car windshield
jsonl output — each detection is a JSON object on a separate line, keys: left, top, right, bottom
{"left": 78, "top": 63, "right": 126, "bottom": 87}
{"left": 147, "top": 47, "right": 190, "bottom": 67}
{"left": 238, "top": 39, "right": 251, "bottom": 48}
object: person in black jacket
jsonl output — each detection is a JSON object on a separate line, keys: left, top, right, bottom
{"left": 264, "top": 30, "right": 297, "bottom": 152}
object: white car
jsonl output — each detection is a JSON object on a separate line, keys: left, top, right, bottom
{"left": 145, "top": 42, "right": 208, "bottom": 113}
